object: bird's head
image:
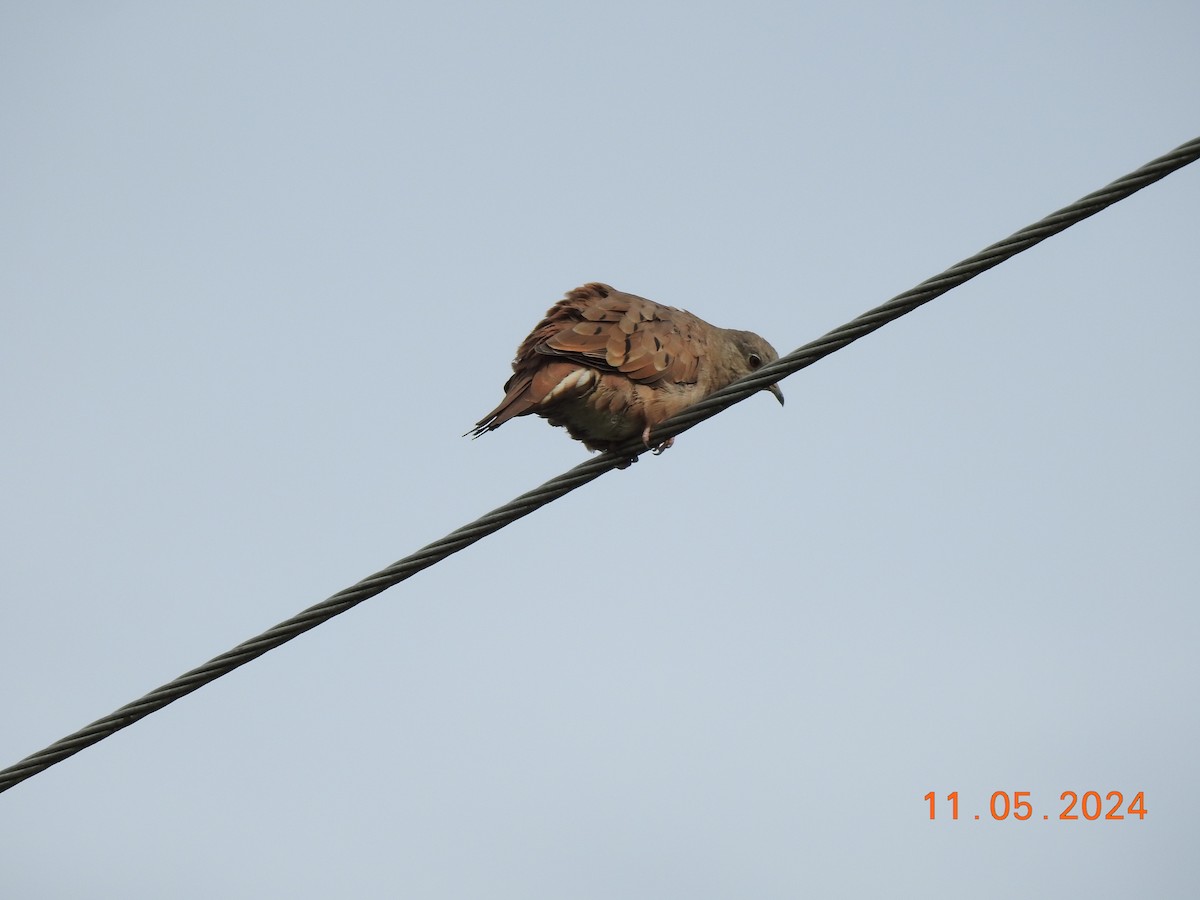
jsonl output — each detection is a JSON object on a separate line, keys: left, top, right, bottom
{"left": 727, "top": 330, "right": 785, "bottom": 406}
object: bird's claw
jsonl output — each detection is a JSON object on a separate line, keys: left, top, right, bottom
{"left": 642, "top": 426, "right": 674, "bottom": 455}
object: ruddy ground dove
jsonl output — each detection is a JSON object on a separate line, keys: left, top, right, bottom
{"left": 469, "top": 282, "right": 784, "bottom": 456}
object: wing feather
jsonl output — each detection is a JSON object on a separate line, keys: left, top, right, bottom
{"left": 528, "top": 283, "right": 704, "bottom": 387}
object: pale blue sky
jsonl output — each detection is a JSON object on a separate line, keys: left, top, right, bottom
{"left": 2, "top": 2, "right": 1198, "bottom": 897}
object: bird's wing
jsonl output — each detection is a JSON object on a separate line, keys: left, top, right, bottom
{"left": 534, "top": 284, "right": 702, "bottom": 386}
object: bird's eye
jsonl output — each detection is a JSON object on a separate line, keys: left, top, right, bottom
{"left": 748, "top": 353, "right": 762, "bottom": 369}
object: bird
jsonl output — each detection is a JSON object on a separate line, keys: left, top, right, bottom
{"left": 469, "top": 282, "right": 784, "bottom": 458}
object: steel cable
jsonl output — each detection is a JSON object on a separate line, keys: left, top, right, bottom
{"left": 2, "top": 135, "right": 1197, "bottom": 795}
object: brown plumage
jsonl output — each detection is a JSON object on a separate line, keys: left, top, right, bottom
{"left": 469, "top": 282, "right": 784, "bottom": 455}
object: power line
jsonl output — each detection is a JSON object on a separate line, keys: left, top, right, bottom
{"left": 2, "top": 135, "right": 1197, "bottom": 796}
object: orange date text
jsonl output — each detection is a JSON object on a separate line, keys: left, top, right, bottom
{"left": 924, "top": 790, "right": 1146, "bottom": 822}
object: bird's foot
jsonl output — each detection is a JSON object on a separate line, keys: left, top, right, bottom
{"left": 642, "top": 426, "right": 674, "bottom": 456}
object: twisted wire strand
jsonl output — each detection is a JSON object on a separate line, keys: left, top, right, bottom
{"left": 2, "top": 135, "right": 1197, "bottom": 795}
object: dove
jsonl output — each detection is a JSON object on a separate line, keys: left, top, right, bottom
{"left": 469, "top": 282, "right": 784, "bottom": 456}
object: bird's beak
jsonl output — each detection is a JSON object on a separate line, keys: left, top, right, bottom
{"left": 767, "top": 384, "right": 785, "bottom": 406}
